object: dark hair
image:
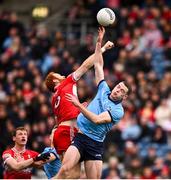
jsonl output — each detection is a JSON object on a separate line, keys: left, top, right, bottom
{"left": 12, "top": 127, "right": 28, "bottom": 137}
{"left": 123, "top": 81, "right": 132, "bottom": 95}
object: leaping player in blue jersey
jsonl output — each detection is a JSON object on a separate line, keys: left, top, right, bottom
{"left": 55, "top": 27, "right": 132, "bottom": 179}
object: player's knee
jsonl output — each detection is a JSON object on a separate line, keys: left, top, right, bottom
{"left": 97, "top": 171, "right": 102, "bottom": 179}
{"left": 60, "top": 164, "right": 71, "bottom": 176}
{"left": 69, "top": 170, "right": 80, "bottom": 179}
{"left": 61, "top": 165, "right": 80, "bottom": 179}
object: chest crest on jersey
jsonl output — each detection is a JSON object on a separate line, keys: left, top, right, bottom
{"left": 14, "top": 153, "right": 24, "bottom": 162}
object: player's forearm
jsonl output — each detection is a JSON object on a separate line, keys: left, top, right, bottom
{"left": 94, "top": 40, "right": 104, "bottom": 85}
{"left": 94, "top": 40, "right": 103, "bottom": 67}
{"left": 77, "top": 103, "right": 99, "bottom": 124}
{"left": 94, "top": 52, "right": 104, "bottom": 68}
{"left": 81, "top": 46, "right": 106, "bottom": 70}
{"left": 74, "top": 46, "right": 107, "bottom": 80}
{"left": 16, "top": 158, "right": 34, "bottom": 170}
{"left": 8, "top": 158, "right": 34, "bottom": 171}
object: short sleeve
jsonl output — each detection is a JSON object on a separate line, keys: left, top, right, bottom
{"left": 107, "top": 106, "right": 124, "bottom": 124}
{"left": 43, "top": 147, "right": 50, "bottom": 153}
{"left": 97, "top": 80, "right": 110, "bottom": 93}
{"left": 2, "top": 150, "right": 12, "bottom": 164}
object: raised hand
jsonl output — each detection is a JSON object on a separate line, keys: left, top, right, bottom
{"left": 103, "top": 41, "right": 114, "bottom": 50}
{"left": 97, "top": 26, "right": 105, "bottom": 43}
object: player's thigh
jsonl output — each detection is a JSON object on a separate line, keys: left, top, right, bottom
{"left": 61, "top": 149, "right": 81, "bottom": 178}
{"left": 84, "top": 160, "right": 103, "bottom": 179}
{"left": 62, "top": 145, "right": 81, "bottom": 170}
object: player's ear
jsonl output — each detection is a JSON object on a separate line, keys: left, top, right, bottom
{"left": 53, "top": 79, "right": 58, "bottom": 83}
{"left": 123, "top": 94, "right": 128, "bottom": 100}
{"left": 13, "top": 136, "right": 16, "bottom": 142}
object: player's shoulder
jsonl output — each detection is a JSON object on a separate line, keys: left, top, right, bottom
{"left": 2, "top": 149, "right": 13, "bottom": 156}
{"left": 2, "top": 149, "right": 13, "bottom": 161}
{"left": 45, "top": 147, "right": 57, "bottom": 153}
{"left": 110, "top": 100, "right": 124, "bottom": 110}
{"left": 43, "top": 147, "right": 52, "bottom": 152}
{"left": 98, "top": 80, "right": 109, "bottom": 90}
{"left": 111, "top": 104, "right": 124, "bottom": 118}
{"left": 56, "top": 73, "right": 76, "bottom": 91}
{"left": 97, "top": 79, "right": 105, "bottom": 87}
{"left": 66, "top": 73, "right": 76, "bottom": 82}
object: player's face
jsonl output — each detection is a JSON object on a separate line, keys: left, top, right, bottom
{"left": 52, "top": 73, "right": 65, "bottom": 86}
{"left": 14, "top": 130, "right": 28, "bottom": 146}
{"left": 111, "top": 82, "right": 128, "bottom": 101}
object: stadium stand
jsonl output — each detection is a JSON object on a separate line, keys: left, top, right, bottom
{"left": 0, "top": 0, "right": 171, "bottom": 178}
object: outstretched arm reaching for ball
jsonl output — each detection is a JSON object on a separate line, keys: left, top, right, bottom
{"left": 73, "top": 40, "right": 114, "bottom": 81}
{"left": 94, "top": 27, "right": 114, "bottom": 85}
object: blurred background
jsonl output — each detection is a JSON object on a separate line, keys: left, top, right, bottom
{"left": 0, "top": 0, "right": 171, "bottom": 178}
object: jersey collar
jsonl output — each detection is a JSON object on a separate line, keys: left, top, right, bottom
{"left": 108, "top": 93, "right": 121, "bottom": 104}
{"left": 12, "top": 147, "right": 26, "bottom": 154}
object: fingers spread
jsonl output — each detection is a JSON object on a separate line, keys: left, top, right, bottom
{"left": 65, "top": 93, "right": 72, "bottom": 101}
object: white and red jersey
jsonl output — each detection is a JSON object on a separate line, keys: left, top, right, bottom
{"left": 52, "top": 73, "right": 80, "bottom": 125}
{"left": 2, "top": 148, "right": 38, "bottom": 179}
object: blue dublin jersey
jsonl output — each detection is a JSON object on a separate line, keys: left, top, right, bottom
{"left": 77, "top": 80, "right": 124, "bottom": 142}
{"left": 43, "top": 147, "right": 61, "bottom": 179}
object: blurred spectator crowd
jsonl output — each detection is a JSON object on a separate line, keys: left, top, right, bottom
{"left": 0, "top": 0, "right": 171, "bottom": 178}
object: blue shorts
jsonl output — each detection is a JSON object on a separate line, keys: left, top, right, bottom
{"left": 71, "top": 133, "right": 103, "bottom": 162}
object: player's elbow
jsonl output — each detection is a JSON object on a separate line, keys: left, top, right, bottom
{"left": 93, "top": 117, "right": 101, "bottom": 124}
{"left": 96, "top": 120, "right": 103, "bottom": 124}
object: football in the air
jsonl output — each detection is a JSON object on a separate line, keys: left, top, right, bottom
{"left": 97, "top": 8, "right": 115, "bottom": 27}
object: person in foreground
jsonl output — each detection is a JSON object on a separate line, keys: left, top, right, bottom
{"left": 45, "top": 35, "right": 114, "bottom": 178}
{"left": 55, "top": 27, "right": 132, "bottom": 179}
{"left": 42, "top": 126, "right": 61, "bottom": 179}
{"left": 2, "top": 127, "right": 50, "bottom": 179}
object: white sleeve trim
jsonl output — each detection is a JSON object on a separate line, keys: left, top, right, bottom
{"left": 4, "top": 157, "right": 12, "bottom": 165}
{"left": 72, "top": 72, "right": 80, "bottom": 82}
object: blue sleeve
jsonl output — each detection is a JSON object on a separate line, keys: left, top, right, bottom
{"left": 107, "top": 107, "right": 124, "bottom": 124}
{"left": 43, "top": 147, "right": 59, "bottom": 159}
{"left": 97, "top": 80, "right": 110, "bottom": 93}
{"left": 43, "top": 147, "right": 50, "bottom": 153}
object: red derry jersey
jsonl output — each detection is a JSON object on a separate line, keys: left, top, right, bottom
{"left": 2, "top": 148, "right": 38, "bottom": 179}
{"left": 52, "top": 73, "right": 80, "bottom": 125}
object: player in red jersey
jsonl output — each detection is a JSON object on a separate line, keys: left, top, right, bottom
{"left": 2, "top": 127, "right": 50, "bottom": 179}
{"left": 45, "top": 41, "right": 114, "bottom": 178}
